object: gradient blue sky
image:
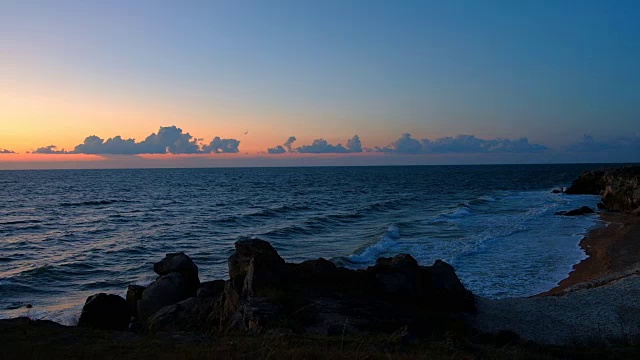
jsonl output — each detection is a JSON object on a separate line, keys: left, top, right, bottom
{"left": 1, "top": 0, "right": 639, "bottom": 168}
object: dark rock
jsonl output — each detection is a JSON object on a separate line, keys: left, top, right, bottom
{"left": 566, "top": 166, "right": 640, "bottom": 213}
{"left": 494, "top": 330, "right": 521, "bottom": 346}
{"left": 126, "top": 285, "right": 145, "bottom": 315}
{"left": 428, "top": 260, "right": 467, "bottom": 292}
{"left": 137, "top": 272, "right": 190, "bottom": 324}
{"left": 151, "top": 240, "right": 476, "bottom": 337}
{"left": 146, "top": 297, "right": 217, "bottom": 332}
{"left": 565, "top": 170, "right": 607, "bottom": 195}
{"left": 373, "top": 254, "right": 421, "bottom": 295}
{"left": 557, "top": 206, "right": 595, "bottom": 216}
{"left": 77, "top": 293, "right": 132, "bottom": 331}
{"left": 0, "top": 317, "right": 65, "bottom": 331}
{"left": 197, "top": 280, "right": 226, "bottom": 298}
{"left": 551, "top": 188, "right": 563, "bottom": 194}
{"left": 154, "top": 252, "right": 200, "bottom": 295}
{"left": 228, "top": 239, "right": 286, "bottom": 296}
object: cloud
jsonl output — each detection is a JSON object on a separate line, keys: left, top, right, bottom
{"left": 0, "top": 149, "right": 16, "bottom": 154}
{"left": 375, "top": 134, "right": 547, "bottom": 154}
{"left": 268, "top": 136, "right": 297, "bottom": 154}
{"left": 567, "top": 134, "right": 640, "bottom": 152}
{"left": 346, "top": 135, "right": 363, "bottom": 152}
{"left": 202, "top": 137, "right": 241, "bottom": 153}
{"left": 73, "top": 135, "right": 139, "bottom": 154}
{"left": 284, "top": 136, "right": 297, "bottom": 152}
{"left": 267, "top": 145, "right": 287, "bottom": 154}
{"left": 32, "top": 145, "right": 68, "bottom": 154}
{"left": 137, "top": 126, "right": 201, "bottom": 154}
{"left": 34, "top": 126, "right": 241, "bottom": 155}
{"left": 295, "top": 135, "right": 363, "bottom": 154}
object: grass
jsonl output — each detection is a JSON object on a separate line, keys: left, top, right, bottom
{"left": 2, "top": 318, "right": 640, "bottom": 360}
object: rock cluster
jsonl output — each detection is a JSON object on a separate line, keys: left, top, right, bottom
{"left": 565, "top": 166, "right": 640, "bottom": 213}
{"left": 78, "top": 240, "right": 475, "bottom": 337}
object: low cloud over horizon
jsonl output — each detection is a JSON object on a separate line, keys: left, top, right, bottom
{"left": 566, "top": 134, "right": 640, "bottom": 153}
{"left": 30, "top": 126, "right": 240, "bottom": 155}
{"left": 12, "top": 127, "right": 640, "bottom": 163}
{"left": 268, "top": 135, "right": 363, "bottom": 154}
{"left": 267, "top": 133, "right": 547, "bottom": 155}
{"left": 371, "top": 134, "right": 548, "bottom": 154}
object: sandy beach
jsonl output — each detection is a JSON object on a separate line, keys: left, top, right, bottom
{"left": 474, "top": 212, "right": 640, "bottom": 345}
{"left": 542, "top": 213, "right": 640, "bottom": 296}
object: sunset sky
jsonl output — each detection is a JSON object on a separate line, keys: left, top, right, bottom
{"left": 1, "top": 0, "right": 639, "bottom": 169}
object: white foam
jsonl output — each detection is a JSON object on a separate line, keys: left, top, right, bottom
{"left": 347, "top": 225, "right": 400, "bottom": 264}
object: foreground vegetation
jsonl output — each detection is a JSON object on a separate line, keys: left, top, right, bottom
{"left": 2, "top": 318, "right": 639, "bottom": 360}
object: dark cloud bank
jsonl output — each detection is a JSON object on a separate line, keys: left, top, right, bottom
{"left": 566, "top": 134, "right": 640, "bottom": 153}
{"left": 268, "top": 135, "right": 363, "bottom": 154}
{"left": 0, "top": 149, "right": 16, "bottom": 154}
{"left": 32, "top": 126, "right": 240, "bottom": 155}
{"left": 373, "top": 133, "right": 547, "bottom": 154}
{"left": 267, "top": 133, "right": 545, "bottom": 155}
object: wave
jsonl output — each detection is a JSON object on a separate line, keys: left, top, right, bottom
{"left": 261, "top": 224, "right": 315, "bottom": 238}
{"left": 246, "top": 204, "right": 313, "bottom": 217}
{"left": 59, "top": 199, "right": 130, "bottom": 207}
{"left": 0, "top": 219, "right": 42, "bottom": 226}
{"left": 345, "top": 225, "right": 401, "bottom": 265}
{"left": 441, "top": 203, "right": 472, "bottom": 218}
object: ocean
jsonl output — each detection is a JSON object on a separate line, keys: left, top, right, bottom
{"left": 0, "top": 164, "right": 605, "bottom": 325}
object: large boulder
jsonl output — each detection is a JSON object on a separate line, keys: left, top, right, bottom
{"left": 154, "top": 252, "right": 200, "bottom": 295}
{"left": 146, "top": 297, "right": 217, "bottom": 332}
{"left": 228, "top": 239, "right": 287, "bottom": 295}
{"left": 137, "top": 272, "right": 191, "bottom": 324}
{"left": 126, "top": 285, "right": 145, "bottom": 316}
{"left": 197, "top": 280, "right": 226, "bottom": 298}
{"left": 372, "top": 254, "right": 421, "bottom": 295}
{"left": 427, "top": 260, "right": 468, "bottom": 292}
{"left": 423, "top": 260, "right": 475, "bottom": 312}
{"left": 565, "top": 170, "right": 607, "bottom": 195}
{"left": 77, "top": 293, "right": 132, "bottom": 331}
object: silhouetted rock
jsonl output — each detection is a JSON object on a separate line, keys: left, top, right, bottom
{"left": 137, "top": 272, "right": 190, "bottom": 324}
{"left": 115, "top": 241, "right": 475, "bottom": 335}
{"left": 146, "top": 297, "right": 217, "bottom": 332}
{"left": 154, "top": 252, "right": 200, "bottom": 295}
{"left": 218, "top": 243, "right": 475, "bottom": 335}
{"left": 373, "top": 254, "right": 420, "bottom": 295}
{"left": 197, "top": 280, "right": 226, "bottom": 298}
{"left": 77, "top": 293, "right": 131, "bottom": 331}
{"left": 228, "top": 239, "right": 286, "bottom": 295}
{"left": 565, "top": 170, "right": 608, "bottom": 195}
{"left": 126, "top": 285, "right": 145, "bottom": 316}
{"left": 555, "top": 206, "right": 595, "bottom": 216}
{"left": 551, "top": 188, "right": 563, "bottom": 194}
{"left": 565, "top": 166, "right": 640, "bottom": 212}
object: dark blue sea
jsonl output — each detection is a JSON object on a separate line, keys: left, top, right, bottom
{"left": 0, "top": 164, "right": 605, "bottom": 324}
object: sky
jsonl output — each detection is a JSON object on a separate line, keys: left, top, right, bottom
{"left": 1, "top": 0, "right": 639, "bottom": 169}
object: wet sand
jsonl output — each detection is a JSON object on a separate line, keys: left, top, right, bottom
{"left": 541, "top": 212, "right": 640, "bottom": 296}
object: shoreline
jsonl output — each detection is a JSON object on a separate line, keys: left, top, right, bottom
{"left": 540, "top": 212, "right": 640, "bottom": 296}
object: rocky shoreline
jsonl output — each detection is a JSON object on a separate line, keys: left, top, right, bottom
{"left": 3, "top": 165, "right": 640, "bottom": 358}
{"left": 75, "top": 239, "right": 475, "bottom": 337}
